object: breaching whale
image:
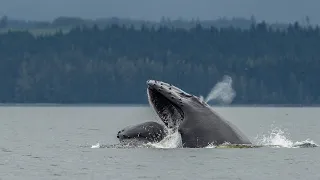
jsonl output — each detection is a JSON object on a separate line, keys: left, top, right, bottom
{"left": 116, "top": 80, "right": 251, "bottom": 148}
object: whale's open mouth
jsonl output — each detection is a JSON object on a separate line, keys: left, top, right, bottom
{"left": 147, "top": 88, "right": 184, "bottom": 129}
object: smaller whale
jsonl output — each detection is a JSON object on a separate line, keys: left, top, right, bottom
{"left": 117, "top": 121, "right": 167, "bottom": 144}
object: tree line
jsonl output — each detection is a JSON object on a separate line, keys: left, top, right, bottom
{"left": 0, "top": 15, "right": 299, "bottom": 32}
{"left": 0, "top": 21, "right": 320, "bottom": 105}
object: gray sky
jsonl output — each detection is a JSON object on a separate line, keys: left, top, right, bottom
{"left": 0, "top": 0, "right": 319, "bottom": 24}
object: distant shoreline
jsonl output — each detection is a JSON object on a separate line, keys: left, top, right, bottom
{"left": 1, "top": 21, "right": 320, "bottom": 105}
{"left": 0, "top": 103, "right": 319, "bottom": 107}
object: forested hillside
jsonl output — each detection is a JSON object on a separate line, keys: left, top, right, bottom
{"left": 0, "top": 16, "right": 290, "bottom": 32}
{"left": 0, "top": 21, "right": 319, "bottom": 104}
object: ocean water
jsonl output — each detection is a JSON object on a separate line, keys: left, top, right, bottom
{"left": 1, "top": 106, "right": 320, "bottom": 180}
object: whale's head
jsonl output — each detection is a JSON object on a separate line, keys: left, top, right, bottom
{"left": 147, "top": 80, "right": 210, "bottom": 129}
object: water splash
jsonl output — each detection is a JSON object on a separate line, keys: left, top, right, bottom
{"left": 91, "top": 143, "right": 101, "bottom": 148}
{"left": 148, "top": 130, "right": 182, "bottom": 148}
{"left": 254, "top": 127, "right": 318, "bottom": 148}
{"left": 200, "top": 75, "right": 236, "bottom": 105}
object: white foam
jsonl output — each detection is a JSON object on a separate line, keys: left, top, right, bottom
{"left": 254, "top": 127, "right": 318, "bottom": 148}
{"left": 148, "top": 129, "right": 182, "bottom": 148}
{"left": 205, "top": 143, "right": 217, "bottom": 148}
{"left": 91, "top": 143, "right": 101, "bottom": 148}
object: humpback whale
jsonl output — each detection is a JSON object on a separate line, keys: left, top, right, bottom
{"left": 117, "top": 121, "right": 167, "bottom": 144}
{"left": 117, "top": 80, "right": 251, "bottom": 148}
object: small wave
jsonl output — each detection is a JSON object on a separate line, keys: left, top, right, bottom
{"left": 1, "top": 147, "right": 12, "bottom": 152}
{"left": 91, "top": 143, "right": 101, "bottom": 148}
{"left": 90, "top": 142, "right": 152, "bottom": 149}
{"left": 206, "top": 143, "right": 262, "bottom": 149}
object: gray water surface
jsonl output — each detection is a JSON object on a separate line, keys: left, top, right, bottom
{"left": 1, "top": 106, "right": 320, "bottom": 180}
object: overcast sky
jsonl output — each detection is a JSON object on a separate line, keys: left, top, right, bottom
{"left": 0, "top": 0, "right": 319, "bottom": 24}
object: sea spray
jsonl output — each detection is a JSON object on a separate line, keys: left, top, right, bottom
{"left": 148, "top": 130, "right": 182, "bottom": 148}
{"left": 254, "top": 126, "right": 318, "bottom": 148}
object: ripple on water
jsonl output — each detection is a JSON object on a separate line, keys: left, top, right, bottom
{"left": 1, "top": 148, "right": 12, "bottom": 153}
